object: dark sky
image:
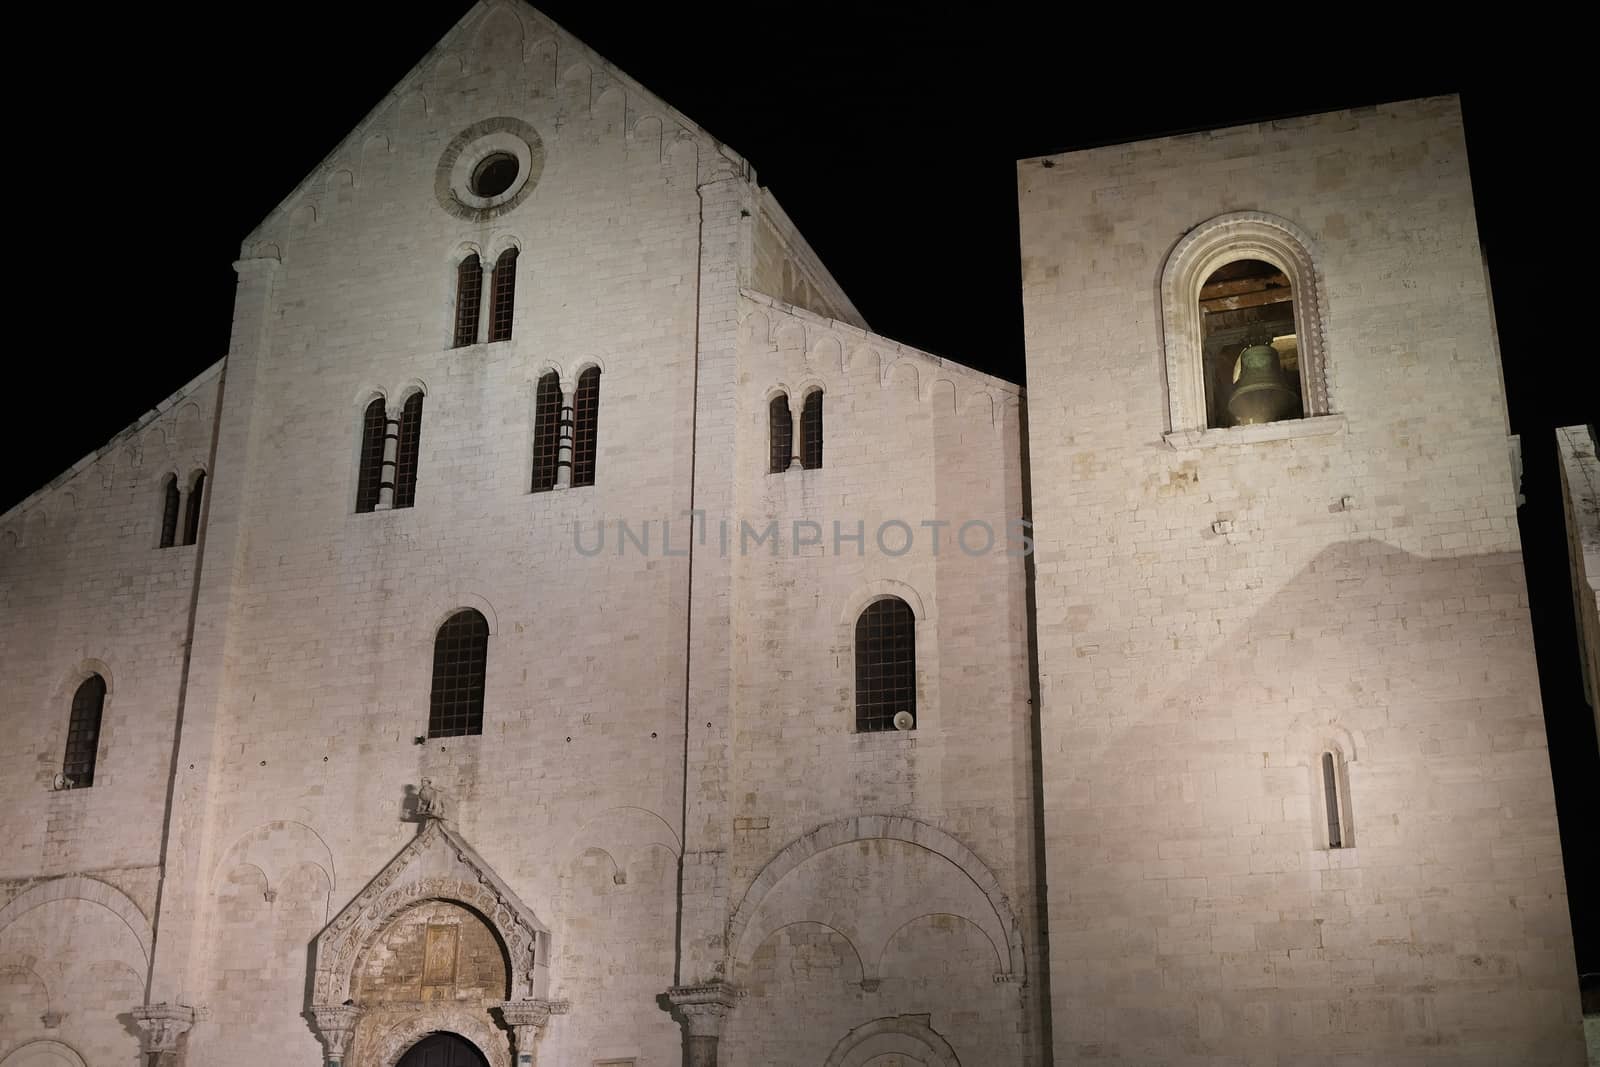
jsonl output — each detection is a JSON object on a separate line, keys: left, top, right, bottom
{"left": 10, "top": 5, "right": 1595, "bottom": 971}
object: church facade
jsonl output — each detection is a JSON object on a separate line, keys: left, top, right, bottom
{"left": 0, "top": 4, "right": 1583, "bottom": 1066}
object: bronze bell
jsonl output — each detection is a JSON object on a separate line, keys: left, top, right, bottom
{"left": 1227, "top": 342, "right": 1300, "bottom": 425}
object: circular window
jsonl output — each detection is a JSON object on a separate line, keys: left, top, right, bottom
{"left": 471, "top": 153, "right": 519, "bottom": 198}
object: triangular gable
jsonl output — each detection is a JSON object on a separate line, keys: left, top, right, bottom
{"left": 313, "top": 817, "right": 551, "bottom": 1006}
{"left": 245, "top": 0, "right": 727, "bottom": 252}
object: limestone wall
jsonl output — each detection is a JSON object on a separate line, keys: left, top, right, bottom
{"left": 1018, "top": 95, "right": 1583, "bottom": 1065}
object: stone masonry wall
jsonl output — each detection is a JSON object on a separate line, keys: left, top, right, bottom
{"left": 1019, "top": 96, "right": 1583, "bottom": 1065}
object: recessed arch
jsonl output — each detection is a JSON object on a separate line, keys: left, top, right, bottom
{"left": 822, "top": 1014, "right": 961, "bottom": 1067}
{"left": 727, "top": 815, "right": 1023, "bottom": 981}
{"left": 0, "top": 875, "right": 152, "bottom": 973}
{"left": 1159, "top": 210, "right": 1331, "bottom": 433}
{"left": 0, "top": 1039, "right": 90, "bottom": 1067}
{"left": 837, "top": 580, "right": 929, "bottom": 627}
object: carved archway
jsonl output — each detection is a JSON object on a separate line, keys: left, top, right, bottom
{"left": 377, "top": 1019, "right": 504, "bottom": 1067}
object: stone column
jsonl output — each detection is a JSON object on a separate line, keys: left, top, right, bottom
{"left": 495, "top": 998, "right": 567, "bottom": 1065}
{"left": 131, "top": 1002, "right": 196, "bottom": 1066}
{"left": 788, "top": 397, "right": 803, "bottom": 471}
{"left": 376, "top": 413, "right": 401, "bottom": 509}
{"left": 666, "top": 983, "right": 739, "bottom": 1067}
{"left": 555, "top": 381, "right": 574, "bottom": 489}
{"left": 310, "top": 1003, "right": 363, "bottom": 1067}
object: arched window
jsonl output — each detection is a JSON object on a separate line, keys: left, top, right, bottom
{"left": 572, "top": 367, "right": 600, "bottom": 488}
{"left": 394, "top": 393, "right": 424, "bottom": 509}
{"left": 159, "top": 474, "right": 180, "bottom": 548}
{"left": 489, "top": 248, "right": 518, "bottom": 342}
{"left": 356, "top": 397, "right": 387, "bottom": 513}
{"left": 429, "top": 609, "right": 489, "bottom": 737}
{"left": 1159, "top": 211, "right": 1331, "bottom": 436}
{"left": 800, "top": 388, "right": 824, "bottom": 470}
{"left": 855, "top": 597, "right": 915, "bottom": 732}
{"left": 531, "top": 372, "right": 562, "bottom": 492}
{"left": 453, "top": 253, "right": 483, "bottom": 348}
{"left": 1320, "top": 750, "right": 1353, "bottom": 849}
{"left": 769, "top": 393, "right": 792, "bottom": 474}
{"left": 182, "top": 471, "right": 205, "bottom": 546}
{"left": 63, "top": 674, "right": 106, "bottom": 787}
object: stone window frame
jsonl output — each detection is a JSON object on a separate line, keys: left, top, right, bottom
{"left": 1160, "top": 210, "right": 1339, "bottom": 446}
{"left": 767, "top": 388, "right": 793, "bottom": 474}
{"left": 1313, "top": 744, "right": 1356, "bottom": 851}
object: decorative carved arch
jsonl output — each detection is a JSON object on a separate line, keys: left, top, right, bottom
{"left": 1159, "top": 210, "right": 1332, "bottom": 433}
{"left": 822, "top": 1014, "right": 961, "bottom": 1067}
{"left": 0, "top": 876, "right": 152, "bottom": 971}
{"left": 312, "top": 819, "right": 549, "bottom": 1007}
{"left": 726, "top": 815, "right": 1023, "bottom": 981}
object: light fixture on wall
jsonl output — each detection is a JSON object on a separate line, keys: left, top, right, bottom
{"left": 893, "top": 711, "right": 915, "bottom": 731}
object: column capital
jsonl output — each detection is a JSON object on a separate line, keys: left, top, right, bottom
{"left": 131, "top": 1002, "right": 197, "bottom": 1055}
{"left": 666, "top": 981, "right": 741, "bottom": 1037}
{"left": 311, "top": 1002, "right": 363, "bottom": 1061}
{"left": 495, "top": 998, "right": 568, "bottom": 1055}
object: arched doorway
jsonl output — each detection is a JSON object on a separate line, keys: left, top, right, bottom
{"left": 396, "top": 1032, "right": 489, "bottom": 1067}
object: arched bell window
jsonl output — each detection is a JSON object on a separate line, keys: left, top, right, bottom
{"left": 530, "top": 372, "right": 562, "bottom": 492}
{"left": 63, "top": 674, "right": 106, "bottom": 787}
{"left": 394, "top": 392, "right": 424, "bottom": 509}
{"left": 800, "top": 388, "right": 824, "bottom": 470}
{"left": 572, "top": 367, "right": 600, "bottom": 488}
{"left": 158, "top": 474, "right": 180, "bottom": 548}
{"left": 182, "top": 470, "right": 206, "bottom": 546}
{"left": 453, "top": 253, "right": 483, "bottom": 348}
{"left": 1198, "top": 259, "right": 1303, "bottom": 428}
{"left": 489, "top": 248, "right": 518, "bottom": 342}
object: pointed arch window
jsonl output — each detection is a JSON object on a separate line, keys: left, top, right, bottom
{"left": 159, "top": 475, "right": 180, "bottom": 548}
{"left": 182, "top": 471, "right": 205, "bottom": 546}
{"left": 769, "top": 394, "right": 793, "bottom": 474}
{"left": 63, "top": 674, "right": 106, "bottom": 787}
{"left": 572, "top": 367, "right": 600, "bottom": 488}
{"left": 453, "top": 253, "right": 483, "bottom": 348}
{"left": 531, "top": 372, "right": 562, "bottom": 492}
{"left": 429, "top": 609, "right": 489, "bottom": 737}
{"left": 800, "top": 388, "right": 824, "bottom": 470}
{"left": 356, "top": 398, "right": 387, "bottom": 513}
{"left": 489, "top": 248, "right": 518, "bottom": 342}
{"left": 394, "top": 393, "right": 424, "bottom": 509}
{"left": 855, "top": 597, "right": 916, "bottom": 732}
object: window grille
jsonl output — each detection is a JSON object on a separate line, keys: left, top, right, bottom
{"left": 356, "top": 398, "right": 387, "bottom": 513}
{"left": 453, "top": 254, "right": 483, "bottom": 348}
{"left": 855, "top": 597, "right": 915, "bottom": 732}
{"left": 429, "top": 610, "right": 488, "bottom": 737}
{"left": 801, "top": 389, "right": 824, "bottom": 470}
{"left": 769, "top": 394, "right": 792, "bottom": 474}
{"left": 490, "top": 248, "right": 518, "bottom": 342}
{"left": 531, "top": 373, "right": 562, "bottom": 492}
{"left": 572, "top": 367, "right": 600, "bottom": 488}
{"left": 394, "top": 393, "right": 424, "bottom": 509}
{"left": 63, "top": 674, "right": 106, "bottom": 786}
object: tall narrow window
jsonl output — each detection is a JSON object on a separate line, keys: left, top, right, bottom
{"left": 1322, "top": 752, "right": 1345, "bottom": 849}
{"left": 182, "top": 471, "right": 205, "bottom": 546}
{"left": 769, "top": 394, "right": 792, "bottom": 474}
{"left": 356, "top": 398, "right": 387, "bottom": 513}
{"left": 531, "top": 372, "right": 562, "bottom": 492}
{"left": 855, "top": 597, "right": 916, "bottom": 732}
{"left": 63, "top": 674, "right": 106, "bottom": 787}
{"left": 159, "top": 475, "right": 180, "bottom": 548}
{"left": 489, "top": 248, "right": 518, "bottom": 342}
{"left": 394, "top": 393, "right": 424, "bottom": 509}
{"left": 800, "top": 389, "right": 824, "bottom": 470}
{"left": 429, "top": 609, "right": 488, "bottom": 737}
{"left": 453, "top": 254, "right": 483, "bottom": 348}
{"left": 572, "top": 367, "right": 600, "bottom": 488}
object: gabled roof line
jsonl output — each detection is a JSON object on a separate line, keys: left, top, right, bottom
{"left": 2, "top": 359, "right": 225, "bottom": 525}
{"left": 245, "top": 0, "right": 748, "bottom": 249}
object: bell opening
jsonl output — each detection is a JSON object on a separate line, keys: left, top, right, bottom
{"left": 1199, "top": 259, "right": 1303, "bottom": 428}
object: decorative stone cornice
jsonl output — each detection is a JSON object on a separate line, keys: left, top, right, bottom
{"left": 131, "top": 1002, "right": 197, "bottom": 1054}
{"left": 311, "top": 1002, "right": 363, "bottom": 1060}
{"left": 666, "top": 981, "right": 741, "bottom": 1036}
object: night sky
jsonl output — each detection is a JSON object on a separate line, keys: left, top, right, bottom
{"left": 10, "top": 5, "right": 1593, "bottom": 974}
